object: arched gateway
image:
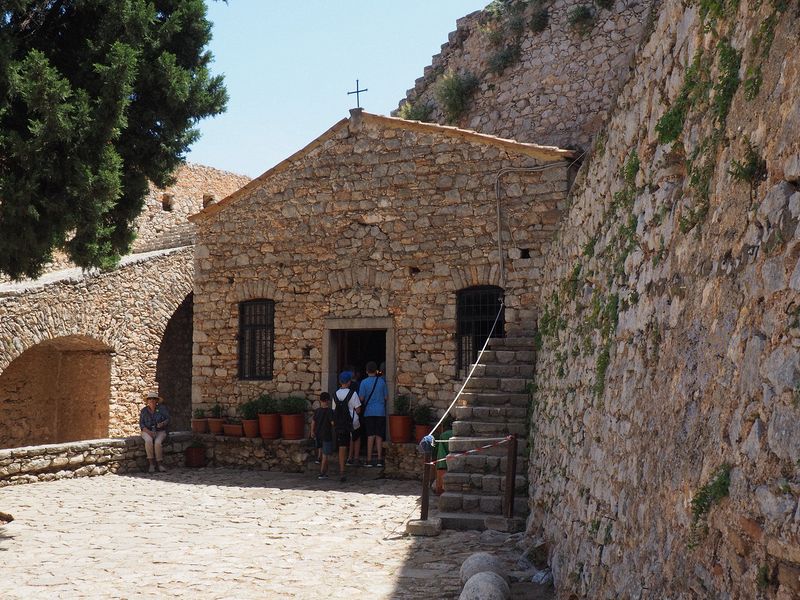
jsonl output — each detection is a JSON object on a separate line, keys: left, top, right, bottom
{"left": 0, "top": 335, "right": 113, "bottom": 448}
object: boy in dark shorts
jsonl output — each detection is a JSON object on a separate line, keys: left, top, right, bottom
{"left": 311, "top": 392, "right": 334, "bottom": 479}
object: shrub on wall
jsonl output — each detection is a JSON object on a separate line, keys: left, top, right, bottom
{"left": 435, "top": 70, "right": 479, "bottom": 124}
{"left": 529, "top": 8, "right": 549, "bottom": 33}
{"left": 568, "top": 5, "right": 595, "bottom": 33}
{"left": 397, "top": 101, "right": 433, "bottom": 122}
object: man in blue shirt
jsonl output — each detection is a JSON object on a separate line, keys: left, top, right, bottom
{"left": 359, "top": 361, "right": 388, "bottom": 467}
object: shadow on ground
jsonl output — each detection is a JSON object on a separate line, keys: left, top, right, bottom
{"left": 116, "top": 464, "right": 422, "bottom": 497}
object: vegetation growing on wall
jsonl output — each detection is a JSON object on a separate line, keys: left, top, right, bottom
{"left": 567, "top": 5, "right": 596, "bottom": 33}
{"left": 688, "top": 464, "right": 731, "bottom": 547}
{"left": 435, "top": 70, "right": 479, "bottom": 124}
{"left": 397, "top": 101, "right": 434, "bottom": 122}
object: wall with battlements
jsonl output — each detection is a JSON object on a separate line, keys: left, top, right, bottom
{"left": 398, "top": 0, "right": 651, "bottom": 151}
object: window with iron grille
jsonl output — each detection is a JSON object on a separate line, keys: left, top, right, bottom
{"left": 238, "top": 300, "right": 274, "bottom": 380}
{"left": 456, "top": 286, "right": 504, "bottom": 375}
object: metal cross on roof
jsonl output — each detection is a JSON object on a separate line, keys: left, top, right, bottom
{"left": 347, "top": 79, "right": 368, "bottom": 108}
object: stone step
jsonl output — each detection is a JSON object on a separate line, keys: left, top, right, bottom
{"left": 447, "top": 453, "right": 528, "bottom": 475}
{"left": 487, "top": 337, "right": 536, "bottom": 349}
{"left": 443, "top": 472, "right": 527, "bottom": 494}
{"left": 453, "top": 406, "right": 529, "bottom": 421}
{"left": 448, "top": 436, "right": 527, "bottom": 456}
{"left": 438, "top": 491, "right": 529, "bottom": 516}
{"left": 464, "top": 377, "right": 531, "bottom": 393}
{"left": 478, "top": 350, "right": 536, "bottom": 365}
{"left": 470, "top": 363, "right": 535, "bottom": 378}
{"left": 459, "top": 391, "right": 530, "bottom": 407}
{"left": 453, "top": 420, "right": 527, "bottom": 437}
{"left": 434, "top": 511, "right": 527, "bottom": 532}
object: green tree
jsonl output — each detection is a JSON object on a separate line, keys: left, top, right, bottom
{"left": 0, "top": 0, "right": 227, "bottom": 280}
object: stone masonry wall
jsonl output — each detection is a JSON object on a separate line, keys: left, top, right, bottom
{"left": 191, "top": 112, "right": 570, "bottom": 418}
{"left": 399, "top": 0, "right": 651, "bottom": 151}
{"left": 0, "top": 163, "right": 249, "bottom": 449}
{"left": 0, "top": 434, "right": 423, "bottom": 487}
{"left": 132, "top": 163, "right": 250, "bottom": 254}
{"left": 529, "top": 0, "right": 800, "bottom": 597}
{"left": 0, "top": 248, "right": 194, "bottom": 446}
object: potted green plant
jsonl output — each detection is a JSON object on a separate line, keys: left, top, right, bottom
{"left": 413, "top": 404, "right": 434, "bottom": 444}
{"left": 239, "top": 399, "right": 260, "bottom": 438}
{"left": 207, "top": 403, "right": 224, "bottom": 435}
{"left": 185, "top": 438, "right": 207, "bottom": 468}
{"left": 389, "top": 395, "right": 413, "bottom": 443}
{"left": 223, "top": 416, "right": 244, "bottom": 438}
{"left": 279, "top": 396, "right": 308, "bottom": 440}
{"left": 191, "top": 408, "right": 208, "bottom": 434}
{"left": 256, "top": 394, "right": 281, "bottom": 440}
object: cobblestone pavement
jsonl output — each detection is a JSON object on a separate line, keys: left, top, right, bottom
{"left": 0, "top": 468, "right": 547, "bottom": 599}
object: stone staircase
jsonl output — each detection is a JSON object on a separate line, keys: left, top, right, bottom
{"left": 436, "top": 335, "right": 535, "bottom": 531}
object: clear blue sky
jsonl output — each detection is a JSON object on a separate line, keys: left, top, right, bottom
{"left": 187, "top": 1, "right": 488, "bottom": 178}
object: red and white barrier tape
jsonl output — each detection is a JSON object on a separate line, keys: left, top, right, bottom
{"left": 424, "top": 435, "right": 511, "bottom": 466}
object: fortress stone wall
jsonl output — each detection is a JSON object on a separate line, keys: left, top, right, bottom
{"left": 526, "top": 0, "right": 800, "bottom": 596}
{"left": 399, "top": 0, "right": 651, "bottom": 151}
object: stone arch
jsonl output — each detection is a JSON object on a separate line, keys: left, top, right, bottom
{"left": 447, "top": 264, "right": 502, "bottom": 293}
{"left": 227, "top": 279, "right": 283, "bottom": 303}
{"left": 325, "top": 266, "right": 382, "bottom": 294}
{"left": 156, "top": 293, "right": 193, "bottom": 431}
{"left": 0, "top": 335, "right": 113, "bottom": 449}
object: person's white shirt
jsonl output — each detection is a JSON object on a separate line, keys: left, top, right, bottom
{"left": 335, "top": 388, "right": 361, "bottom": 430}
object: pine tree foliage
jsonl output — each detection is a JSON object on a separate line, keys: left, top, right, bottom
{"left": 0, "top": 0, "right": 227, "bottom": 279}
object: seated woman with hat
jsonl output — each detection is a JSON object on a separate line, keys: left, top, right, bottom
{"left": 140, "top": 390, "right": 170, "bottom": 473}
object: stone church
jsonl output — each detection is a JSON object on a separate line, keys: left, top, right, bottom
{"left": 189, "top": 109, "right": 573, "bottom": 417}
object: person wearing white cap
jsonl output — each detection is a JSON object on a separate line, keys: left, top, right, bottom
{"left": 139, "top": 390, "right": 170, "bottom": 473}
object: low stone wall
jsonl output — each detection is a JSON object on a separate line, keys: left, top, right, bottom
{"left": 0, "top": 434, "right": 426, "bottom": 487}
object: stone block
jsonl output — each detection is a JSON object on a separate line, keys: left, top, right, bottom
{"left": 406, "top": 518, "right": 442, "bottom": 536}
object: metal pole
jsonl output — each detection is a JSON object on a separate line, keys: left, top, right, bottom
{"left": 503, "top": 435, "right": 518, "bottom": 518}
{"left": 421, "top": 452, "right": 433, "bottom": 520}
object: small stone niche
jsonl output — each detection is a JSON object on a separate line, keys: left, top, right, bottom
{"left": 161, "top": 193, "right": 174, "bottom": 212}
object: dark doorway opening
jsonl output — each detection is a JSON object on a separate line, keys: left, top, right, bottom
{"left": 156, "top": 293, "right": 193, "bottom": 431}
{"left": 330, "top": 329, "right": 386, "bottom": 390}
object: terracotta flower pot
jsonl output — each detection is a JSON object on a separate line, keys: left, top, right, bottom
{"left": 258, "top": 413, "right": 281, "bottom": 439}
{"left": 223, "top": 423, "right": 244, "bottom": 437}
{"left": 242, "top": 419, "right": 259, "bottom": 438}
{"left": 190, "top": 418, "right": 208, "bottom": 434}
{"left": 207, "top": 418, "right": 224, "bottom": 435}
{"left": 388, "top": 415, "right": 412, "bottom": 443}
{"left": 414, "top": 424, "right": 430, "bottom": 444}
{"left": 185, "top": 446, "right": 207, "bottom": 468}
{"left": 280, "top": 414, "right": 305, "bottom": 440}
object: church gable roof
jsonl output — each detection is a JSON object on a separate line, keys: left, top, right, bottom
{"left": 189, "top": 109, "right": 574, "bottom": 223}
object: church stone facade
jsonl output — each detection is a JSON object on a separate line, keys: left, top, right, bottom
{"left": 189, "top": 110, "right": 572, "bottom": 418}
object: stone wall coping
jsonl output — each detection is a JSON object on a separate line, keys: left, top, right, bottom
{"left": 0, "top": 246, "right": 190, "bottom": 297}
{"left": 189, "top": 110, "right": 574, "bottom": 223}
{"left": 0, "top": 431, "right": 194, "bottom": 459}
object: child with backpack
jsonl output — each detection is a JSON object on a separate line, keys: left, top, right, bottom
{"left": 333, "top": 371, "right": 361, "bottom": 482}
{"left": 311, "top": 392, "right": 334, "bottom": 479}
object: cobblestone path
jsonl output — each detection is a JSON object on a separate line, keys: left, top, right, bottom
{"left": 0, "top": 468, "right": 536, "bottom": 599}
